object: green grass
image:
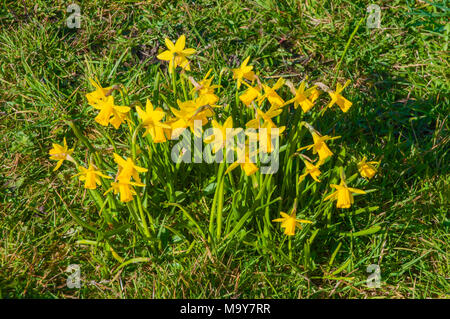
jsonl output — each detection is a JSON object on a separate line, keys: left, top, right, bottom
{"left": 0, "top": 0, "right": 449, "bottom": 298}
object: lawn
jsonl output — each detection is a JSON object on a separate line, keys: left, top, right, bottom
{"left": 0, "top": 0, "right": 448, "bottom": 298}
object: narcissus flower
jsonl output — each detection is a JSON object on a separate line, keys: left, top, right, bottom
{"left": 113, "top": 153, "right": 148, "bottom": 183}
{"left": 272, "top": 211, "right": 313, "bottom": 236}
{"left": 298, "top": 159, "right": 322, "bottom": 183}
{"left": 257, "top": 78, "right": 285, "bottom": 108}
{"left": 246, "top": 103, "right": 283, "bottom": 131}
{"left": 74, "top": 163, "right": 111, "bottom": 189}
{"left": 232, "top": 56, "right": 256, "bottom": 88}
{"left": 358, "top": 156, "right": 380, "bottom": 179}
{"left": 239, "top": 82, "right": 262, "bottom": 107}
{"left": 309, "top": 87, "right": 320, "bottom": 103}
{"left": 225, "top": 144, "right": 259, "bottom": 176}
{"left": 246, "top": 120, "right": 285, "bottom": 153}
{"left": 49, "top": 138, "right": 74, "bottom": 171}
{"left": 327, "top": 80, "right": 352, "bottom": 113}
{"left": 324, "top": 176, "right": 366, "bottom": 209}
{"left": 170, "top": 97, "right": 216, "bottom": 137}
{"left": 298, "top": 131, "right": 340, "bottom": 164}
{"left": 92, "top": 95, "right": 130, "bottom": 129}
{"left": 104, "top": 180, "right": 145, "bottom": 203}
{"left": 204, "top": 117, "right": 239, "bottom": 153}
{"left": 157, "top": 35, "right": 196, "bottom": 73}
{"left": 190, "top": 69, "right": 220, "bottom": 105}
{"left": 85, "top": 78, "right": 112, "bottom": 108}
{"left": 136, "top": 99, "right": 170, "bottom": 143}
{"left": 286, "top": 80, "right": 318, "bottom": 113}
{"left": 110, "top": 105, "right": 131, "bottom": 129}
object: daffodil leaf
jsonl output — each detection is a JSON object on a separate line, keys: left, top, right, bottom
{"left": 114, "top": 257, "right": 151, "bottom": 274}
{"left": 340, "top": 225, "right": 382, "bottom": 237}
{"left": 331, "top": 257, "right": 352, "bottom": 276}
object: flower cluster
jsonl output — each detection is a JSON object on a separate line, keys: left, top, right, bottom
{"left": 49, "top": 34, "right": 381, "bottom": 241}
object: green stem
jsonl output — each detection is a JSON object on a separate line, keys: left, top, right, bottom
{"left": 135, "top": 192, "right": 152, "bottom": 237}
{"left": 209, "top": 161, "right": 225, "bottom": 241}
{"left": 126, "top": 202, "right": 146, "bottom": 237}
{"left": 216, "top": 170, "right": 226, "bottom": 240}
{"left": 333, "top": 17, "right": 364, "bottom": 87}
{"left": 131, "top": 123, "right": 142, "bottom": 160}
{"left": 171, "top": 62, "right": 177, "bottom": 101}
{"left": 289, "top": 236, "right": 293, "bottom": 260}
{"left": 180, "top": 73, "right": 188, "bottom": 101}
{"left": 99, "top": 126, "right": 118, "bottom": 154}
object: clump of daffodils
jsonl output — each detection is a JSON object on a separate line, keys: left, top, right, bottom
{"left": 50, "top": 34, "right": 381, "bottom": 252}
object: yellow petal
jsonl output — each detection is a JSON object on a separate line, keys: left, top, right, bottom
{"left": 157, "top": 50, "right": 173, "bottom": 61}
{"left": 174, "top": 34, "right": 186, "bottom": 51}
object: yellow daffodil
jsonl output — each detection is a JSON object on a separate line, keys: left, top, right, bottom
{"left": 298, "top": 159, "right": 322, "bottom": 183}
{"left": 156, "top": 35, "right": 196, "bottom": 73}
{"left": 204, "top": 116, "right": 239, "bottom": 153}
{"left": 239, "top": 83, "right": 262, "bottom": 107}
{"left": 190, "top": 69, "right": 220, "bottom": 105}
{"left": 358, "top": 156, "right": 380, "bottom": 179}
{"left": 232, "top": 56, "right": 256, "bottom": 88}
{"left": 161, "top": 116, "right": 178, "bottom": 141}
{"left": 85, "top": 78, "right": 112, "bottom": 108}
{"left": 246, "top": 120, "right": 285, "bottom": 153}
{"left": 92, "top": 95, "right": 130, "bottom": 129}
{"left": 298, "top": 131, "right": 340, "bottom": 164}
{"left": 309, "top": 87, "right": 320, "bottom": 103}
{"left": 110, "top": 105, "right": 131, "bottom": 129}
{"left": 225, "top": 144, "right": 259, "bottom": 176}
{"left": 272, "top": 211, "right": 312, "bottom": 236}
{"left": 136, "top": 99, "right": 171, "bottom": 143}
{"left": 286, "top": 81, "right": 319, "bottom": 112}
{"left": 324, "top": 176, "right": 366, "bottom": 209}
{"left": 49, "top": 137, "right": 74, "bottom": 171}
{"left": 74, "top": 163, "right": 111, "bottom": 189}
{"left": 170, "top": 97, "right": 215, "bottom": 137}
{"left": 327, "top": 80, "right": 352, "bottom": 113}
{"left": 257, "top": 78, "right": 285, "bottom": 108}
{"left": 104, "top": 180, "right": 145, "bottom": 203}
{"left": 249, "top": 104, "right": 284, "bottom": 129}
{"left": 113, "top": 153, "right": 148, "bottom": 183}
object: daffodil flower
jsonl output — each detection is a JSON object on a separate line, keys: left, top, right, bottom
{"left": 272, "top": 211, "right": 312, "bottom": 236}
{"left": 246, "top": 120, "right": 285, "bottom": 153}
{"left": 157, "top": 35, "right": 196, "bottom": 73}
{"left": 297, "top": 131, "right": 340, "bottom": 164}
{"left": 92, "top": 95, "right": 130, "bottom": 129}
{"left": 104, "top": 180, "right": 145, "bottom": 203}
{"left": 85, "top": 78, "right": 112, "bottom": 108}
{"left": 113, "top": 153, "right": 148, "bottom": 183}
{"left": 232, "top": 56, "right": 256, "bottom": 88}
{"left": 110, "top": 105, "right": 131, "bottom": 129}
{"left": 298, "top": 159, "right": 322, "bottom": 183}
{"left": 285, "top": 80, "right": 319, "bottom": 112}
{"left": 239, "top": 82, "right": 262, "bottom": 107}
{"left": 225, "top": 144, "right": 259, "bottom": 176}
{"left": 257, "top": 78, "right": 285, "bottom": 108}
{"left": 169, "top": 97, "right": 215, "bottom": 138}
{"left": 309, "top": 87, "right": 320, "bottom": 103}
{"left": 327, "top": 80, "right": 352, "bottom": 113}
{"left": 204, "top": 117, "right": 239, "bottom": 153}
{"left": 190, "top": 69, "right": 220, "bottom": 105}
{"left": 358, "top": 156, "right": 380, "bottom": 179}
{"left": 49, "top": 137, "right": 74, "bottom": 171}
{"left": 73, "top": 163, "right": 111, "bottom": 189}
{"left": 247, "top": 104, "right": 283, "bottom": 129}
{"left": 136, "top": 99, "right": 171, "bottom": 143}
{"left": 324, "top": 176, "right": 366, "bottom": 209}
